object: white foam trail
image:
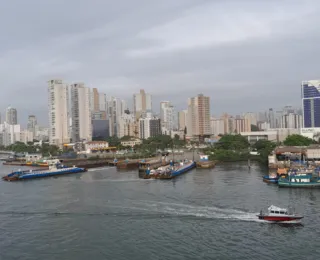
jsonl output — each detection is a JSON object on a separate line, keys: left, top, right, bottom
{"left": 88, "top": 167, "right": 111, "bottom": 172}
{"left": 115, "top": 200, "right": 264, "bottom": 223}
{"left": 79, "top": 178, "right": 152, "bottom": 183}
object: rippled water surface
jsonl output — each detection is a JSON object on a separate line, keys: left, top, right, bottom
{"left": 0, "top": 162, "right": 319, "bottom": 259}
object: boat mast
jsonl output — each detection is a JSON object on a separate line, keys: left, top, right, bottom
{"left": 248, "top": 145, "right": 251, "bottom": 169}
{"left": 172, "top": 139, "right": 174, "bottom": 163}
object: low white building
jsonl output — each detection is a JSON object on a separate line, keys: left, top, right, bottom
{"left": 300, "top": 127, "right": 320, "bottom": 140}
{"left": 241, "top": 128, "right": 300, "bottom": 143}
{"left": 25, "top": 153, "right": 43, "bottom": 162}
{"left": 121, "top": 139, "right": 142, "bottom": 147}
{"left": 85, "top": 141, "right": 109, "bottom": 153}
{"left": 240, "top": 131, "right": 278, "bottom": 143}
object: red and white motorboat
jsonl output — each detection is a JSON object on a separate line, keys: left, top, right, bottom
{"left": 257, "top": 205, "right": 303, "bottom": 223}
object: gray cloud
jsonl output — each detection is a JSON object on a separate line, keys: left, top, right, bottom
{"left": 1, "top": 0, "right": 320, "bottom": 125}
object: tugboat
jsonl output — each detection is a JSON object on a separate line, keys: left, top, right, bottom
{"left": 257, "top": 205, "right": 303, "bottom": 223}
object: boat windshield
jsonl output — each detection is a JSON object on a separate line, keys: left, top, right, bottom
{"left": 270, "top": 210, "right": 288, "bottom": 214}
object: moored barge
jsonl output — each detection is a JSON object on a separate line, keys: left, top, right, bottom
{"left": 2, "top": 161, "right": 87, "bottom": 181}
{"left": 143, "top": 160, "right": 196, "bottom": 179}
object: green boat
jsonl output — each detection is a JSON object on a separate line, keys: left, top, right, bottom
{"left": 278, "top": 173, "right": 320, "bottom": 188}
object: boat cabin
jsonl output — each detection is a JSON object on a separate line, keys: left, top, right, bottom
{"left": 199, "top": 155, "right": 209, "bottom": 161}
{"left": 268, "top": 205, "right": 288, "bottom": 215}
{"left": 289, "top": 175, "right": 312, "bottom": 183}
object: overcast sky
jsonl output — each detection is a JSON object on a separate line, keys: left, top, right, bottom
{"left": 1, "top": 0, "right": 320, "bottom": 126}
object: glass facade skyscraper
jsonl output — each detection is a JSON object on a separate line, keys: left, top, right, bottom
{"left": 302, "top": 80, "right": 320, "bottom": 128}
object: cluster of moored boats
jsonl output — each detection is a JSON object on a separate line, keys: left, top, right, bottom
{"left": 263, "top": 166, "right": 320, "bottom": 188}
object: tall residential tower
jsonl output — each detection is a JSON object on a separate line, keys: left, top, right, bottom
{"left": 48, "top": 79, "right": 70, "bottom": 147}
{"left": 187, "top": 94, "right": 211, "bottom": 141}
{"left": 133, "top": 89, "right": 152, "bottom": 118}
{"left": 6, "top": 106, "right": 18, "bottom": 125}
{"left": 70, "top": 83, "right": 92, "bottom": 142}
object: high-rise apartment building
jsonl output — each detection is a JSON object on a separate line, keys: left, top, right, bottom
{"left": 280, "top": 113, "right": 302, "bottom": 129}
{"left": 118, "top": 112, "right": 136, "bottom": 138}
{"left": 268, "top": 108, "right": 276, "bottom": 128}
{"left": 160, "top": 101, "right": 177, "bottom": 134}
{"left": 70, "top": 83, "right": 92, "bottom": 142}
{"left": 99, "top": 93, "right": 107, "bottom": 112}
{"left": 90, "top": 89, "right": 108, "bottom": 120}
{"left": 107, "top": 97, "right": 124, "bottom": 137}
{"left": 139, "top": 113, "right": 161, "bottom": 139}
{"left": 187, "top": 94, "right": 211, "bottom": 141}
{"left": 48, "top": 79, "right": 70, "bottom": 147}
{"left": 234, "top": 118, "right": 251, "bottom": 133}
{"left": 178, "top": 110, "right": 188, "bottom": 131}
{"left": 6, "top": 106, "right": 18, "bottom": 125}
{"left": 210, "top": 117, "right": 225, "bottom": 135}
{"left": 27, "top": 115, "right": 37, "bottom": 137}
{"left": 92, "top": 88, "right": 100, "bottom": 112}
{"left": 160, "top": 101, "right": 170, "bottom": 124}
{"left": 301, "top": 80, "right": 320, "bottom": 128}
{"left": 243, "top": 112, "right": 257, "bottom": 126}
{"left": 133, "top": 89, "right": 152, "bottom": 117}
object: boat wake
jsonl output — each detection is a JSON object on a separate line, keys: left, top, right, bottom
{"left": 87, "top": 167, "right": 111, "bottom": 172}
{"left": 113, "top": 200, "right": 265, "bottom": 223}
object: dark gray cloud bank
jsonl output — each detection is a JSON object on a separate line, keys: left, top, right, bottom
{"left": 1, "top": 0, "right": 320, "bottom": 125}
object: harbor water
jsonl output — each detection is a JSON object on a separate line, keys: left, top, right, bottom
{"left": 0, "top": 162, "right": 319, "bottom": 260}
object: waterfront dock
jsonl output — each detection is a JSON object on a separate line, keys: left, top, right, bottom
{"left": 2, "top": 158, "right": 121, "bottom": 169}
{"left": 116, "top": 159, "right": 139, "bottom": 170}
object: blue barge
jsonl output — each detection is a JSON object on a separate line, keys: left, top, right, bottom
{"left": 2, "top": 161, "right": 87, "bottom": 181}
{"left": 143, "top": 160, "right": 196, "bottom": 179}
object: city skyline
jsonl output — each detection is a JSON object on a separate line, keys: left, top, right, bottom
{"left": 0, "top": 80, "right": 310, "bottom": 147}
{"left": 0, "top": 84, "right": 303, "bottom": 128}
{"left": 2, "top": 0, "right": 320, "bottom": 123}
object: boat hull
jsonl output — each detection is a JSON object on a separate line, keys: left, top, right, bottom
{"left": 262, "top": 176, "right": 278, "bottom": 184}
{"left": 278, "top": 182, "right": 320, "bottom": 188}
{"left": 2, "top": 167, "right": 87, "bottom": 181}
{"left": 257, "top": 215, "right": 303, "bottom": 222}
{"left": 278, "top": 177, "right": 320, "bottom": 188}
{"left": 196, "top": 161, "right": 216, "bottom": 169}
